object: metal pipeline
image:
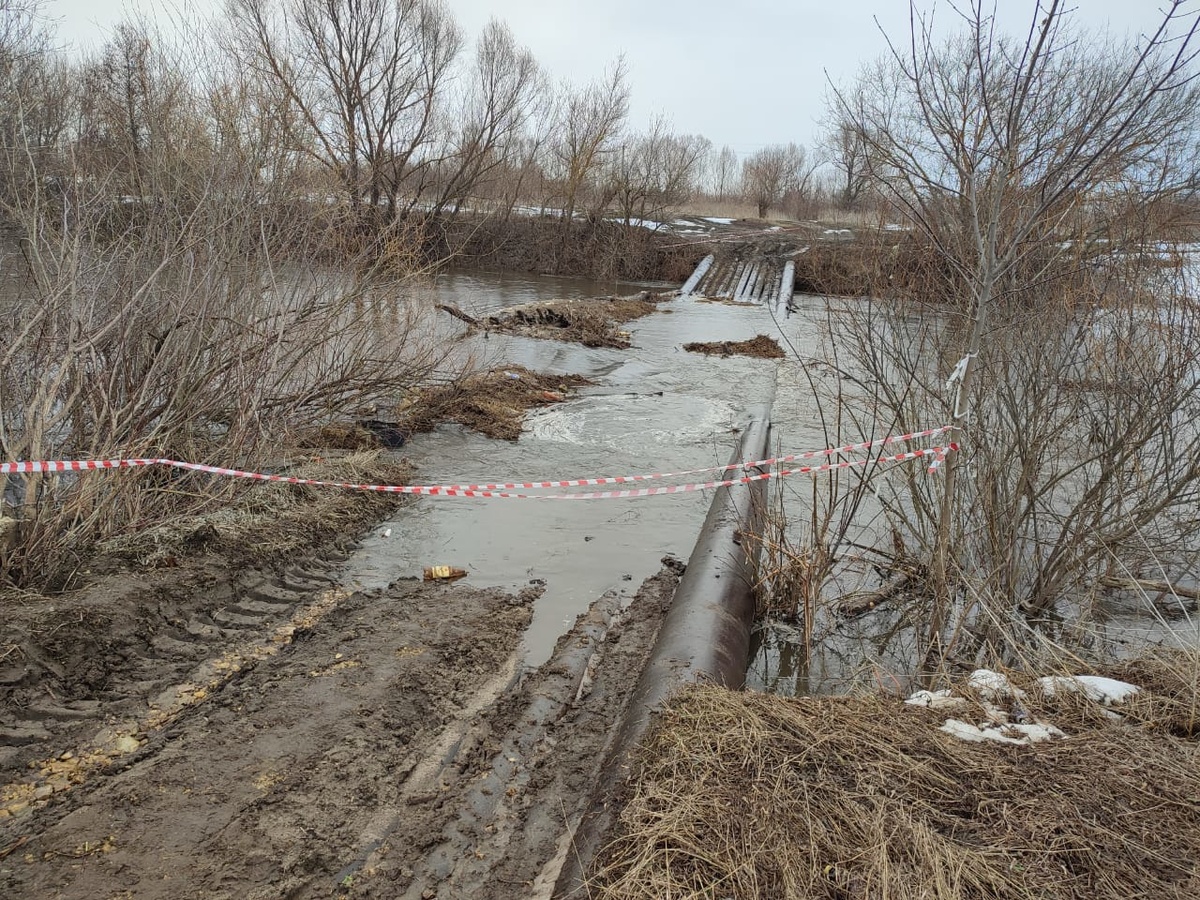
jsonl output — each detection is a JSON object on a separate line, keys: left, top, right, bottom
{"left": 554, "top": 402, "right": 773, "bottom": 897}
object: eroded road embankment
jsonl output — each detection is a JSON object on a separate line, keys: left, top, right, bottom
{"left": 1, "top": 557, "right": 683, "bottom": 900}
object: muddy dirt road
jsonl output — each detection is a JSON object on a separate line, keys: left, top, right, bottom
{"left": 2, "top": 270, "right": 797, "bottom": 898}
{"left": 1, "top": 543, "right": 681, "bottom": 898}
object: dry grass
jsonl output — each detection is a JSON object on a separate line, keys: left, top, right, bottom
{"left": 292, "top": 422, "right": 386, "bottom": 451}
{"left": 676, "top": 199, "right": 768, "bottom": 222}
{"left": 484, "top": 295, "right": 662, "bottom": 348}
{"left": 397, "top": 365, "right": 591, "bottom": 441}
{"left": 92, "top": 452, "right": 412, "bottom": 570}
{"left": 590, "top": 665, "right": 1200, "bottom": 900}
{"left": 791, "top": 237, "right": 959, "bottom": 301}
{"left": 682, "top": 335, "right": 786, "bottom": 359}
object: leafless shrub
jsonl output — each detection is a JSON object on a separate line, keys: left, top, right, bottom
{"left": 0, "top": 18, "right": 467, "bottom": 589}
{"left": 817, "top": 1, "right": 1200, "bottom": 667}
{"left": 607, "top": 117, "right": 709, "bottom": 227}
{"left": 706, "top": 144, "right": 740, "bottom": 202}
{"left": 741, "top": 142, "right": 813, "bottom": 219}
{"left": 548, "top": 59, "right": 630, "bottom": 227}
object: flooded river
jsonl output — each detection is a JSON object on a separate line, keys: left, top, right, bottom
{"left": 342, "top": 271, "right": 815, "bottom": 666}
{"left": 341, "top": 270, "right": 1200, "bottom": 685}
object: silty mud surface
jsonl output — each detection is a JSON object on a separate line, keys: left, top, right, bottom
{"left": 0, "top": 563, "right": 683, "bottom": 899}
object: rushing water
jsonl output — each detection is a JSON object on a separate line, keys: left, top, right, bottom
{"left": 341, "top": 271, "right": 816, "bottom": 667}
{"left": 339, "top": 270, "right": 1200, "bottom": 685}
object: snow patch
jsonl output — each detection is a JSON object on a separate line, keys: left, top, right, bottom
{"left": 941, "top": 719, "right": 1065, "bottom": 746}
{"left": 1038, "top": 675, "right": 1140, "bottom": 705}
{"left": 904, "top": 689, "right": 967, "bottom": 710}
{"left": 619, "top": 217, "right": 666, "bottom": 231}
{"left": 969, "top": 669, "right": 1026, "bottom": 701}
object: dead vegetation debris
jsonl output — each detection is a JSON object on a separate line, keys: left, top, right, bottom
{"left": 682, "top": 334, "right": 786, "bottom": 359}
{"left": 479, "top": 293, "right": 665, "bottom": 348}
{"left": 590, "top": 667, "right": 1200, "bottom": 900}
{"left": 92, "top": 452, "right": 412, "bottom": 571}
{"left": 397, "top": 365, "right": 591, "bottom": 441}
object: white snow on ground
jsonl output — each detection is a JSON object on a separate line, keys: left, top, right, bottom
{"left": 1038, "top": 675, "right": 1140, "bottom": 705}
{"left": 823, "top": 228, "right": 852, "bottom": 235}
{"left": 904, "top": 689, "right": 967, "bottom": 710}
{"left": 906, "top": 668, "right": 1142, "bottom": 748}
{"left": 940, "top": 719, "right": 1065, "bottom": 746}
{"left": 616, "top": 217, "right": 667, "bottom": 231}
{"left": 702, "top": 216, "right": 735, "bottom": 224}
{"left": 968, "top": 669, "right": 1026, "bottom": 701}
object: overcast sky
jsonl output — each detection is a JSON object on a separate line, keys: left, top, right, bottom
{"left": 43, "top": 0, "right": 1181, "bottom": 158}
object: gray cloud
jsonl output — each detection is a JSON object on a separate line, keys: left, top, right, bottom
{"left": 45, "top": 0, "right": 1178, "bottom": 156}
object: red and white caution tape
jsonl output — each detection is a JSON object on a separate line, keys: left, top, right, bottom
{"left": 407, "top": 425, "right": 955, "bottom": 492}
{"left": 1, "top": 442, "right": 958, "bottom": 501}
{"left": 399, "top": 445, "right": 955, "bottom": 500}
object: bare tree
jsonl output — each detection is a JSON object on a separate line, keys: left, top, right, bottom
{"left": 204, "top": 49, "right": 312, "bottom": 197}
{"left": 827, "top": 0, "right": 1200, "bottom": 664}
{"left": 0, "top": 1, "right": 70, "bottom": 208}
{"left": 742, "top": 142, "right": 809, "bottom": 218}
{"left": 710, "top": 144, "right": 739, "bottom": 201}
{"left": 823, "top": 120, "right": 873, "bottom": 209}
{"left": 551, "top": 58, "right": 629, "bottom": 225}
{"left": 227, "top": 0, "right": 462, "bottom": 218}
{"left": 77, "top": 23, "right": 208, "bottom": 200}
{"left": 431, "top": 18, "right": 545, "bottom": 215}
{"left": 609, "top": 117, "right": 709, "bottom": 226}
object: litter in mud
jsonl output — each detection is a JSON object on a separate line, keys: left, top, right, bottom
{"left": 682, "top": 334, "right": 786, "bottom": 359}
{"left": 423, "top": 565, "right": 468, "bottom": 582}
{"left": 478, "top": 293, "right": 665, "bottom": 348}
{"left": 589, "top": 660, "right": 1200, "bottom": 900}
{"left": 396, "top": 365, "right": 592, "bottom": 441}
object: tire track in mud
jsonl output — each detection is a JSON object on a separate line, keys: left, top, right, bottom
{"left": 1, "top": 559, "right": 351, "bottom": 808}
{"left": 1, "top": 564, "right": 683, "bottom": 900}
{"left": 1, "top": 578, "right": 536, "bottom": 899}
{"left": 358, "top": 562, "right": 682, "bottom": 900}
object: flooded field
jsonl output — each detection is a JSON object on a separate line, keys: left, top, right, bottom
{"left": 7, "top": 263, "right": 1200, "bottom": 898}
